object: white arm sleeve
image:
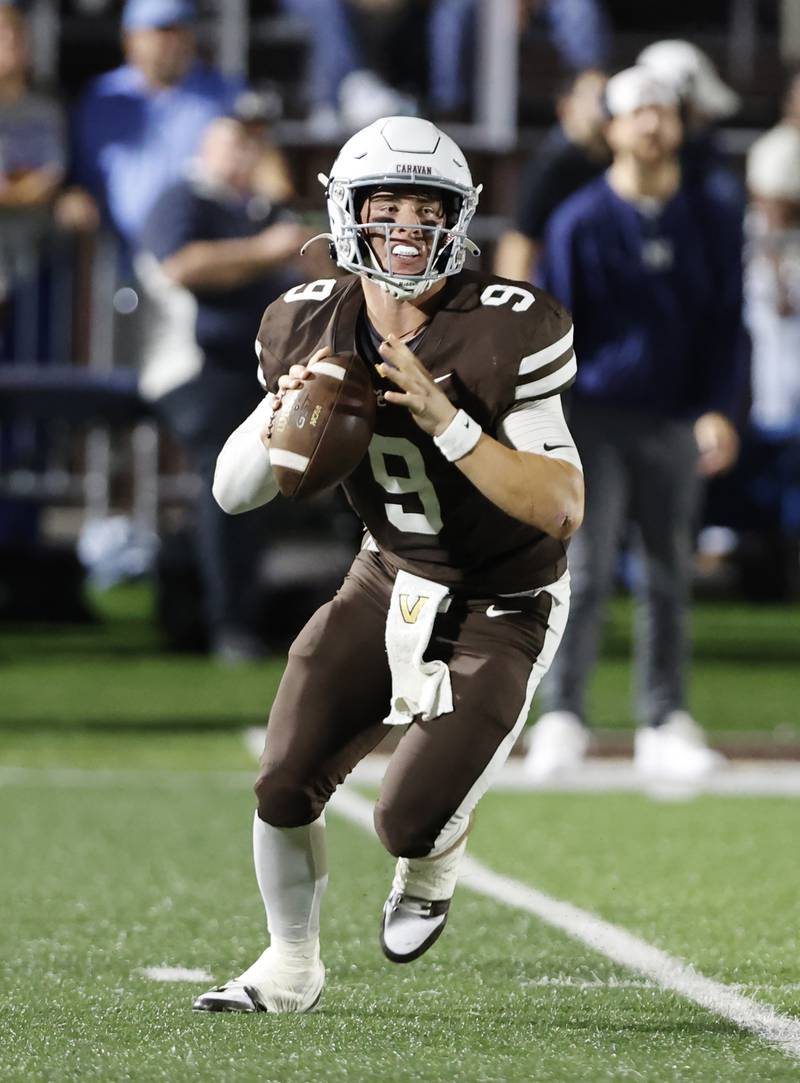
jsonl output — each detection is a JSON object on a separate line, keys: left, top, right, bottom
{"left": 496, "top": 396, "right": 583, "bottom": 473}
{"left": 212, "top": 393, "right": 279, "bottom": 514}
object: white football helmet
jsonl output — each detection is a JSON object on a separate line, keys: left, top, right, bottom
{"left": 306, "top": 116, "right": 481, "bottom": 300}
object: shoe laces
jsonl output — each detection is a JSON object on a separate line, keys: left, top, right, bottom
{"left": 387, "top": 890, "right": 450, "bottom": 919}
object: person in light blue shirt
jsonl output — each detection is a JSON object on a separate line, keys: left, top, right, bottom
{"left": 69, "top": 0, "right": 242, "bottom": 256}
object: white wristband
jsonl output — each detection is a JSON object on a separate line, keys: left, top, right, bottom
{"left": 433, "top": 409, "right": 482, "bottom": 462}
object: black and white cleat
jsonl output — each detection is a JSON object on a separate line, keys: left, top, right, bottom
{"left": 192, "top": 982, "right": 266, "bottom": 1013}
{"left": 192, "top": 957, "right": 325, "bottom": 1014}
{"left": 379, "top": 890, "right": 451, "bottom": 964}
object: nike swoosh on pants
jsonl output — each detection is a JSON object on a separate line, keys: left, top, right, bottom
{"left": 486, "top": 605, "right": 523, "bottom": 618}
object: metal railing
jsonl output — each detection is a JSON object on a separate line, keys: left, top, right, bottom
{"left": 0, "top": 222, "right": 194, "bottom": 534}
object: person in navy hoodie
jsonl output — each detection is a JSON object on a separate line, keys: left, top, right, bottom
{"left": 527, "top": 66, "right": 748, "bottom": 781}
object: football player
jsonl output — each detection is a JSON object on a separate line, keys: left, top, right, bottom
{"left": 194, "top": 116, "right": 584, "bottom": 1014}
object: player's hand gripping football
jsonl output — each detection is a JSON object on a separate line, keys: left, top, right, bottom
{"left": 261, "top": 346, "right": 333, "bottom": 449}
{"left": 377, "top": 334, "right": 457, "bottom": 437}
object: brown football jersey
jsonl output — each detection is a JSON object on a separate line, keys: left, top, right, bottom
{"left": 257, "top": 269, "right": 576, "bottom": 594}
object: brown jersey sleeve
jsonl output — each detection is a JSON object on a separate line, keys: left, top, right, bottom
{"left": 509, "top": 286, "right": 576, "bottom": 404}
{"left": 255, "top": 277, "right": 354, "bottom": 393}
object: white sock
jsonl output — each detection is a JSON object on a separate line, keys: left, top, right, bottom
{"left": 252, "top": 812, "right": 328, "bottom": 964}
{"left": 392, "top": 815, "right": 472, "bottom": 900}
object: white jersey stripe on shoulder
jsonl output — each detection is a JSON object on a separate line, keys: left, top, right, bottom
{"left": 515, "top": 354, "right": 577, "bottom": 400}
{"left": 519, "top": 326, "right": 574, "bottom": 376}
{"left": 268, "top": 449, "right": 310, "bottom": 472}
{"left": 255, "top": 341, "right": 267, "bottom": 388}
{"left": 309, "top": 360, "right": 347, "bottom": 381}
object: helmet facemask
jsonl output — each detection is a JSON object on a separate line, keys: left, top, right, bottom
{"left": 325, "top": 176, "right": 480, "bottom": 299}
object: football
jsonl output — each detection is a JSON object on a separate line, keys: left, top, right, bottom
{"left": 268, "top": 352, "right": 376, "bottom": 499}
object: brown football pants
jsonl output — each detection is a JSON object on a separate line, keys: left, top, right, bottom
{"left": 255, "top": 550, "right": 560, "bottom": 858}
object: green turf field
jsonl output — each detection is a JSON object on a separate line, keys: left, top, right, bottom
{"left": 1, "top": 585, "right": 798, "bottom": 1081}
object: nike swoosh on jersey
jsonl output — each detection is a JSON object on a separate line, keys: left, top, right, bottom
{"left": 486, "top": 605, "right": 523, "bottom": 618}
{"left": 433, "top": 372, "right": 453, "bottom": 383}
{"left": 543, "top": 443, "right": 572, "bottom": 452}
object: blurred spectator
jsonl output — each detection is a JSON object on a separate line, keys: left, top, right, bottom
{"left": 280, "top": 0, "right": 435, "bottom": 131}
{"left": 528, "top": 67, "right": 748, "bottom": 781}
{"left": 0, "top": 2, "right": 64, "bottom": 209}
{"left": 136, "top": 113, "right": 311, "bottom": 662}
{"left": 59, "top": 0, "right": 243, "bottom": 259}
{"left": 0, "top": 0, "right": 66, "bottom": 548}
{"left": 520, "top": 0, "right": 611, "bottom": 72}
{"left": 232, "top": 88, "right": 296, "bottom": 206}
{"left": 744, "top": 127, "right": 800, "bottom": 437}
{"left": 0, "top": 0, "right": 65, "bottom": 315}
{"left": 284, "top": 0, "right": 611, "bottom": 131}
{"left": 494, "top": 68, "right": 609, "bottom": 282}
{"left": 636, "top": 39, "right": 744, "bottom": 210}
{"left": 704, "top": 124, "right": 800, "bottom": 599}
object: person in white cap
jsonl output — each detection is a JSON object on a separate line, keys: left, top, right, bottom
{"left": 637, "top": 40, "right": 740, "bottom": 124}
{"left": 743, "top": 124, "right": 800, "bottom": 433}
{"left": 704, "top": 124, "right": 800, "bottom": 599}
{"left": 637, "top": 39, "right": 743, "bottom": 209}
{"left": 527, "top": 67, "right": 748, "bottom": 782}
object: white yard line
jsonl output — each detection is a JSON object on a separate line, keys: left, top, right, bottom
{"left": 521, "top": 977, "right": 800, "bottom": 992}
{"left": 329, "top": 784, "right": 800, "bottom": 1063}
{"left": 138, "top": 966, "right": 214, "bottom": 983}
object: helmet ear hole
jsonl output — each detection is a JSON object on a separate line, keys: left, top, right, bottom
{"left": 444, "top": 193, "right": 460, "bottom": 229}
{"left": 432, "top": 234, "right": 454, "bottom": 273}
{"left": 356, "top": 231, "right": 376, "bottom": 265}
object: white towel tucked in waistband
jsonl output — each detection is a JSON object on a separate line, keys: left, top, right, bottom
{"left": 383, "top": 570, "right": 453, "bottom": 726}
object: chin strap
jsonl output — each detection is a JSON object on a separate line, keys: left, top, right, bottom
{"left": 377, "top": 275, "right": 444, "bottom": 301}
{"left": 299, "top": 233, "right": 335, "bottom": 257}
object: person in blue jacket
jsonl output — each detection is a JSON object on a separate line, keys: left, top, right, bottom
{"left": 62, "top": 0, "right": 242, "bottom": 260}
{"left": 527, "top": 66, "right": 748, "bottom": 781}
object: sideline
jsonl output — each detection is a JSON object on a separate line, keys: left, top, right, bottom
{"left": 4, "top": 750, "right": 800, "bottom": 800}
